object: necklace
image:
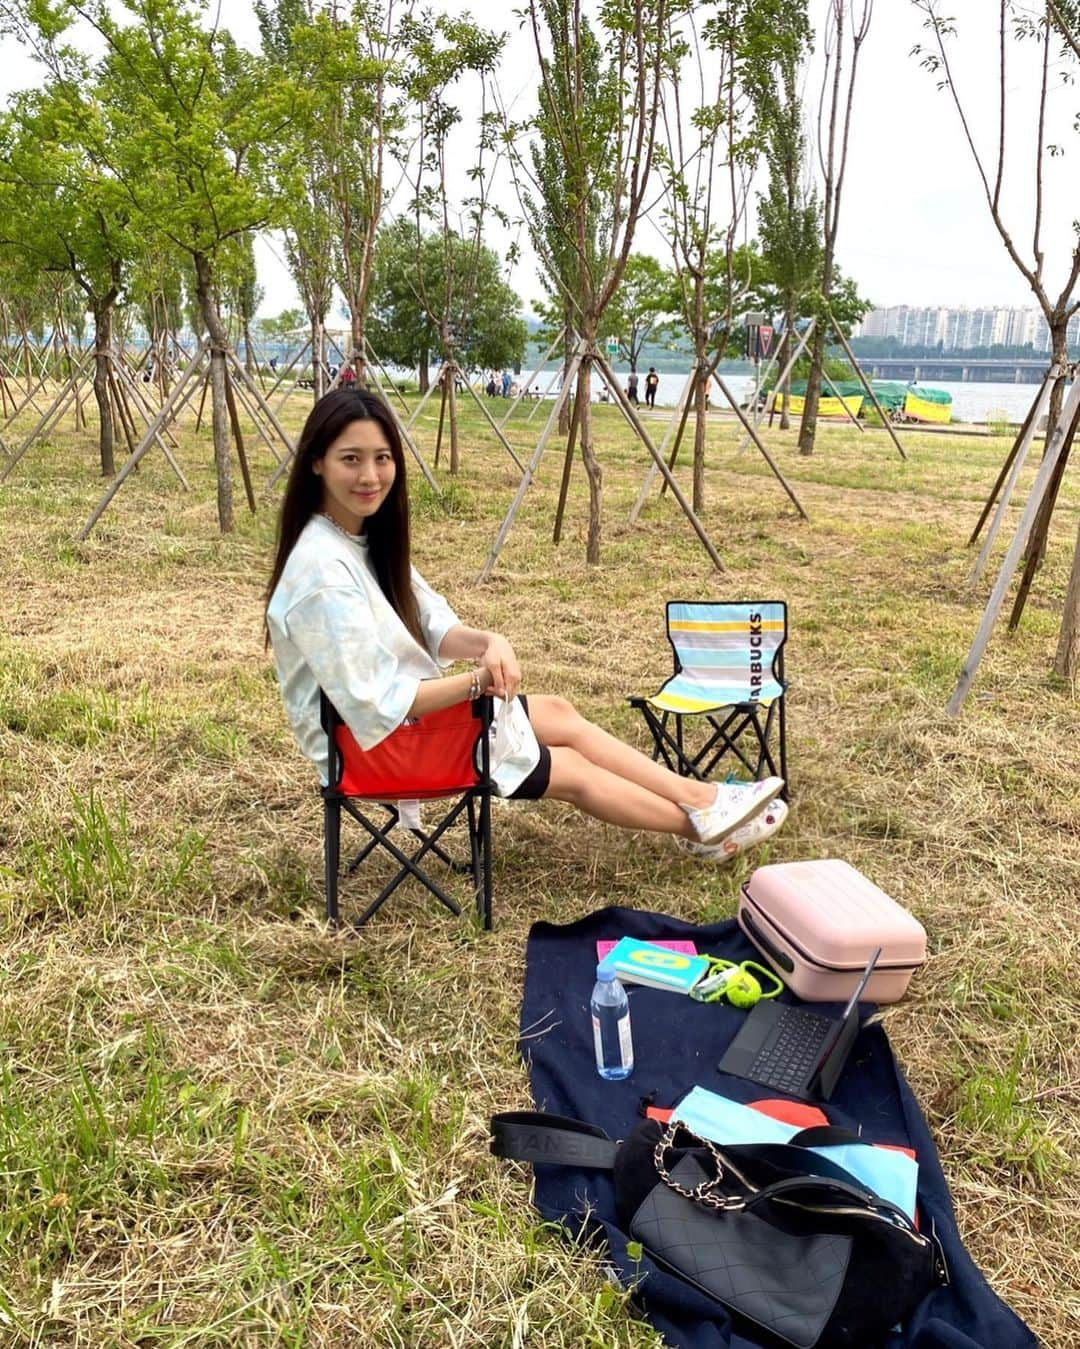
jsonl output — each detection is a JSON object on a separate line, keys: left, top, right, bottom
{"left": 320, "top": 511, "right": 364, "bottom": 542}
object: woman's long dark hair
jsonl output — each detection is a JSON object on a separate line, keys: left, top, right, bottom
{"left": 265, "top": 388, "right": 423, "bottom": 645}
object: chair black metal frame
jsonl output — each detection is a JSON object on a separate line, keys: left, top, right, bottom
{"left": 321, "top": 693, "right": 494, "bottom": 930}
{"left": 629, "top": 600, "right": 789, "bottom": 800}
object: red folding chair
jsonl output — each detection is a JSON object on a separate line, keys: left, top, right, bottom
{"left": 321, "top": 693, "right": 494, "bottom": 930}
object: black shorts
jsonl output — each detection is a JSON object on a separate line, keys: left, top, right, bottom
{"left": 506, "top": 694, "right": 552, "bottom": 800}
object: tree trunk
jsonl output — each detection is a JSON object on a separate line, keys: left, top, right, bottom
{"left": 560, "top": 309, "right": 574, "bottom": 436}
{"left": 312, "top": 316, "right": 325, "bottom": 402}
{"left": 1046, "top": 328, "right": 1068, "bottom": 440}
{"left": 194, "top": 250, "right": 235, "bottom": 534}
{"left": 243, "top": 318, "right": 255, "bottom": 377}
{"left": 92, "top": 304, "right": 115, "bottom": 478}
{"left": 1055, "top": 520, "right": 1080, "bottom": 681}
{"left": 691, "top": 277, "right": 707, "bottom": 512}
{"left": 692, "top": 364, "right": 708, "bottom": 514}
{"left": 352, "top": 311, "right": 368, "bottom": 388}
{"left": 797, "top": 321, "right": 826, "bottom": 456}
{"left": 578, "top": 349, "right": 603, "bottom": 565}
{"left": 418, "top": 344, "right": 429, "bottom": 395}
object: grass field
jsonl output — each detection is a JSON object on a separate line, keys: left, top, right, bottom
{"left": 1, "top": 383, "right": 1078, "bottom": 1347}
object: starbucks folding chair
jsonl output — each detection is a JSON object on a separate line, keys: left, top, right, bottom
{"left": 629, "top": 601, "right": 789, "bottom": 798}
{"left": 321, "top": 692, "right": 494, "bottom": 929}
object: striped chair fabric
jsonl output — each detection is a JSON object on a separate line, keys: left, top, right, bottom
{"left": 649, "top": 602, "right": 787, "bottom": 713}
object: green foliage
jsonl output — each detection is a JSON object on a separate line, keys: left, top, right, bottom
{"left": 604, "top": 254, "right": 677, "bottom": 369}
{"left": 523, "top": 0, "right": 666, "bottom": 328}
{"left": 17, "top": 0, "right": 296, "bottom": 271}
{"left": 368, "top": 218, "right": 526, "bottom": 376}
{"left": 0, "top": 84, "right": 129, "bottom": 313}
{"left": 256, "top": 3, "right": 392, "bottom": 344}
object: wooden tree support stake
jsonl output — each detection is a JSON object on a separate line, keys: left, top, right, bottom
{"left": 476, "top": 345, "right": 586, "bottom": 584}
{"left": 967, "top": 371, "right": 1052, "bottom": 548}
{"left": 223, "top": 364, "right": 257, "bottom": 514}
{"left": 459, "top": 374, "right": 527, "bottom": 473}
{"left": 826, "top": 311, "right": 907, "bottom": 460}
{"left": 592, "top": 350, "right": 725, "bottom": 571}
{"left": 1007, "top": 394, "right": 1080, "bottom": 630}
{"left": 628, "top": 368, "right": 696, "bottom": 522}
{"left": 499, "top": 331, "right": 563, "bottom": 430}
{"left": 711, "top": 374, "right": 809, "bottom": 521}
{"left": 735, "top": 319, "right": 816, "bottom": 454}
{"left": 946, "top": 373, "right": 1080, "bottom": 717}
{"left": 552, "top": 380, "right": 585, "bottom": 544}
{"left": 109, "top": 354, "right": 190, "bottom": 489}
{"left": 77, "top": 339, "right": 210, "bottom": 540}
{"left": 967, "top": 371, "right": 1055, "bottom": 587}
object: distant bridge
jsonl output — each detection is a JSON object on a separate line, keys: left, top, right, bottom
{"left": 858, "top": 356, "right": 1050, "bottom": 384}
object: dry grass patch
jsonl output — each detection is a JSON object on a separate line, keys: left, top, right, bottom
{"left": 0, "top": 390, "right": 1078, "bottom": 1346}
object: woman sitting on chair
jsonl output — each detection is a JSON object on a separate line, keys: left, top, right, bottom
{"left": 265, "top": 389, "right": 786, "bottom": 859}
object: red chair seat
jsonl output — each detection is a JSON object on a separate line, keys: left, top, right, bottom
{"left": 335, "top": 700, "right": 483, "bottom": 800}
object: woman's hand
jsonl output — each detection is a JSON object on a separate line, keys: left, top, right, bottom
{"left": 478, "top": 632, "right": 521, "bottom": 700}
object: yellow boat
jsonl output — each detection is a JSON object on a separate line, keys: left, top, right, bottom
{"left": 903, "top": 390, "right": 952, "bottom": 424}
{"left": 777, "top": 392, "right": 864, "bottom": 419}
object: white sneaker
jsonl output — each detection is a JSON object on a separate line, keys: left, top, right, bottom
{"left": 683, "top": 777, "right": 785, "bottom": 846}
{"left": 681, "top": 797, "right": 788, "bottom": 861}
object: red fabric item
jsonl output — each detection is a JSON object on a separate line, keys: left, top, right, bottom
{"left": 645, "top": 1097, "right": 915, "bottom": 1163}
{"left": 750, "top": 1099, "right": 830, "bottom": 1129}
{"left": 335, "top": 701, "right": 482, "bottom": 799}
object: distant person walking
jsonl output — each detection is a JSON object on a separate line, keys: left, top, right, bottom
{"left": 627, "top": 369, "right": 639, "bottom": 406}
{"left": 645, "top": 367, "right": 659, "bottom": 408}
{"left": 501, "top": 369, "right": 512, "bottom": 398}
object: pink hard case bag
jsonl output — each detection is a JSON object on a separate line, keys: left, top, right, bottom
{"left": 738, "top": 858, "right": 927, "bottom": 1003}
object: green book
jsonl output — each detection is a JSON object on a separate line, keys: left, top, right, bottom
{"left": 601, "top": 936, "right": 710, "bottom": 994}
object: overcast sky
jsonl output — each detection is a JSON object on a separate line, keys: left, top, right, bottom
{"left": 2, "top": 0, "right": 1076, "bottom": 318}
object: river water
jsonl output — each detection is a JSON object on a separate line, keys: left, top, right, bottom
{"left": 638, "top": 373, "right": 1053, "bottom": 425}
{"left": 390, "top": 360, "right": 1058, "bottom": 426}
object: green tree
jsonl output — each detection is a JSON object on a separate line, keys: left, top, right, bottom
{"left": 367, "top": 219, "right": 526, "bottom": 387}
{"left": 0, "top": 84, "right": 130, "bottom": 474}
{"left": 749, "top": 0, "right": 819, "bottom": 429}
{"left": 400, "top": 8, "right": 506, "bottom": 470}
{"left": 656, "top": 0, "right": 803, "bottom": 508}
{"left": 256, "top": 2, "right": 375, "bottom": 398}
{"left": 522, "top": 0, "right": 668, "bottom": 562}
{"left": 915, "top": 0, "right": 1080, "bottom": 680}
{"left": 44, "top": 0, "right": 297, "bottom": 530}
{"left": 605, "top": 255, "right": 676, "bottom": 374}
{"left": 129, "top": 243, "right": 187, "bottom": 402}
{"left": 797, "top": 1, "right": 873, "bottom": 457}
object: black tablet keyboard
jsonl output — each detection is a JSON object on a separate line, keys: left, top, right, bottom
{"left": 749, "top": 1006, "right": 832, "bottom": 1093}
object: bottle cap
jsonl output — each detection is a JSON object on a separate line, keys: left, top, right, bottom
{"left": 596, "top": 963, "right": 615, "bottom": 981}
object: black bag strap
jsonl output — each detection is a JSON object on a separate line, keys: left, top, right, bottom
{"left": 787, "top": 1125, "right": 865, "bottom": 1149}
{"left": 490, "top": 1111, "right": 619, "bottom": 1170}
{"left": 740, "top": 1172, "right": 920, "bottom": 1234}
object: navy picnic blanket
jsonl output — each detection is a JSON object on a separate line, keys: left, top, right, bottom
{"left": 517, "top": 906, "right": 1036, "bottom": 1349}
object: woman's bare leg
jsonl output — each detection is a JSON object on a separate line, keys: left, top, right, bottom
{"left": 525, "top": 694, "right": 717, "bottom": 811}
{"left": 543, "top": 745, "right": 698, "bottom": 836}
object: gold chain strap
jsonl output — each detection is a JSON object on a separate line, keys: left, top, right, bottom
{"left": 651, "top": 1119, "right": 749, "bottom": 1213}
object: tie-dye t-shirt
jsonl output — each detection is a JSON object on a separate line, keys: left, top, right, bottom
{"left": 267, "top": 515, "right": 460, "bottom": 782}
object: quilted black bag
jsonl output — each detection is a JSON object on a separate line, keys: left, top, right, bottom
{"left": 491, "top": 1111, "right": 948, "bottom": 1349}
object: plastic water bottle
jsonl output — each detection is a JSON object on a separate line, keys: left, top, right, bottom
{"left": 591, "top": 964, "right": 634, "bottom": 1080}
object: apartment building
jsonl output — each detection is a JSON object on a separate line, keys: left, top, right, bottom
{"left": 855, "top": 304, "right": 1079, "bottom": 352}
